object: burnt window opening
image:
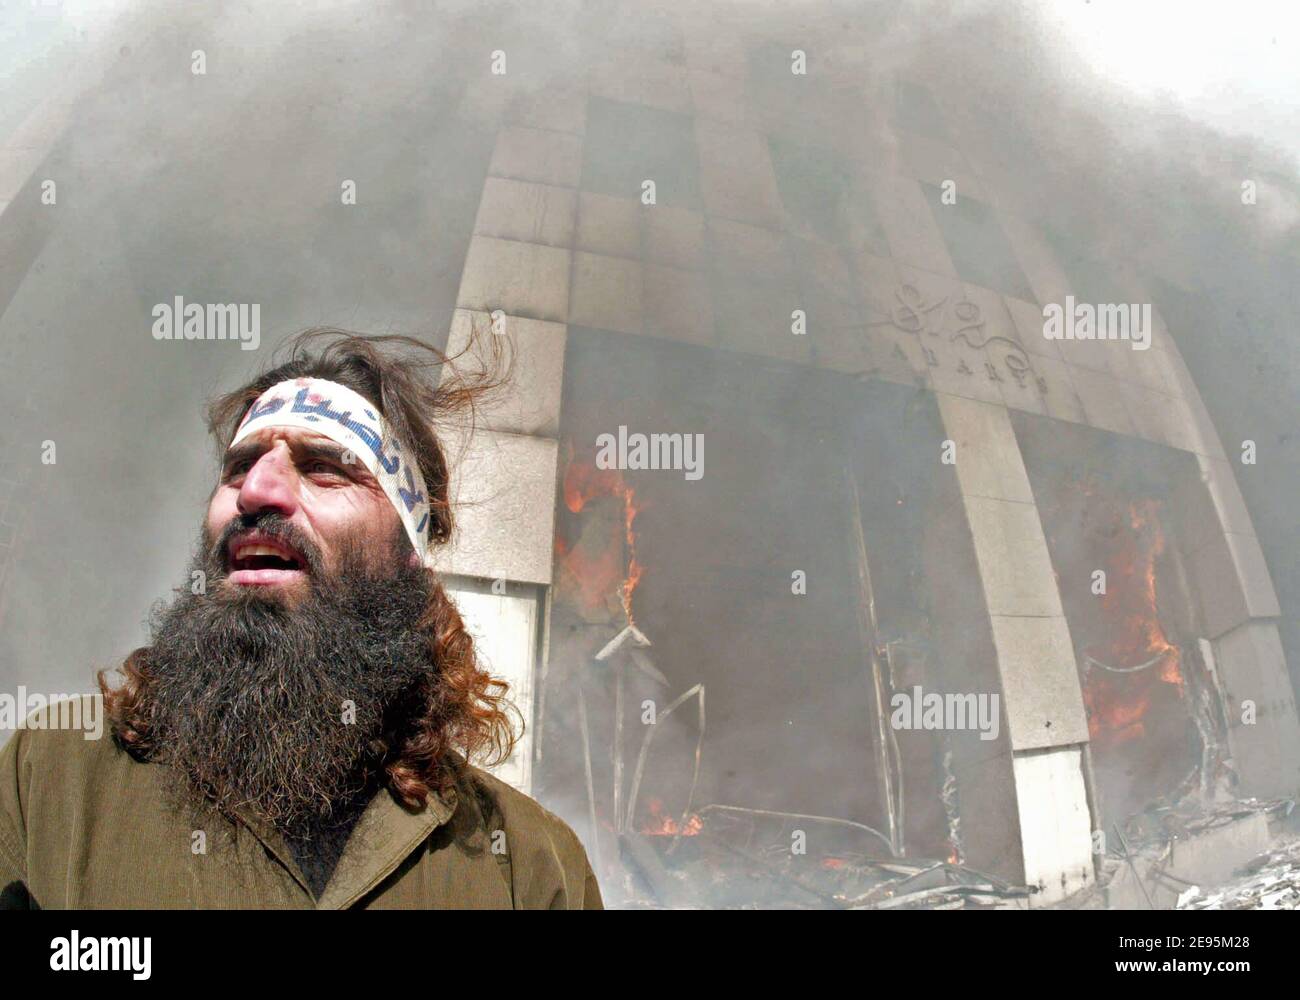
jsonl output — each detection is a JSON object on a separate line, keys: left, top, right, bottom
{"left": 1148, "top": 273, "right": 1300, "bottom": 707}
{"left": 580, "top": 97, "right": 701, "bottom": 210}
{"left": 1041, "top": 227, "right": 1132, "bottom": 308}
{"left": 922, "top": 185, "right": 1036, "bottom": 303}
{"left": 536, "top": 328, "right": 1019, "bottom": 906}
{"left": 1014, "top": 413, "right": 1235, "bottom": 839}
{"left": 768, "top": 136, "right": 887, "bottom": 255}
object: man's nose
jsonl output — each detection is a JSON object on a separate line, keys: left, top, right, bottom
{"left": 236, "top": 444, "right": 300, "bottom": 517}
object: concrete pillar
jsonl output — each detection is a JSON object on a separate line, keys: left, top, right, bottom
{"left": 1148, "top": 313, "right": 1300, "bottom": 799}
{"left": 433, "top": 88, "right": 584, "bottom": 792}
{"left": 936, "top": 391, "right": 1096, "bottom": 905}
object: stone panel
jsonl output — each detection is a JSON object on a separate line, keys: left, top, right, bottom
{"left": 457, "top": 235, "right": 571, "bottom": 321}
{"left": 1012, "top": 746, "right": 1096, "bottom": 906}
{"left": 474, "top": 177, "right": 576, "bottom": 248}
{"left": 569, "top": 251, "right": 643, "bottom": 335}
{"left": 1213, "top": 622, "right": 1300, "bottom": 797}
{"left": 432, "top": 429, "right": 559, "bottom": 586}
{"left": 936, "top": 393, "right": 1035, "bottom": 503}
{"left": 989, "top": 615, "right": 1090, "bottom": 751}
{"left": 489, "top": 126, "right": 583, "bottom": 187}
{"left": 963, "top": 495, "right": 1065, "bottom": 618}
{"left": 444, "top": 309, "right": 566, "bottom": 437}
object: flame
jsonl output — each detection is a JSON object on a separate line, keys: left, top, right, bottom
{"left": 557, "top": 442, "right": 646, "bottom": 624}
{"left": 1082, "top": 496, "right": 1183, "bottom": 747}
{"left": 640, "top": 797, "right": 702, "bottom": 837}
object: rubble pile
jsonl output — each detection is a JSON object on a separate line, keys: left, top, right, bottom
{"left": 1177, "top": 837, "right": 1300, "bottom": 910}
{"left": 616, "top": 827, "right": 1034, "bottom": 909}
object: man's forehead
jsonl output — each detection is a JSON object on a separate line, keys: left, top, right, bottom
{"left": 222, "top": 427, "right": 372, "bottom": 477}
{"left": 229, "top": 425, "right": 339, "bottom": 452}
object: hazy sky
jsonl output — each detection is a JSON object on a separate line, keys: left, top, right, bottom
{"left": 9, "top": 1, "right": 1297, "bottom": 167}
{"left": 1044, "top": 0, "right": 1300, "bottom": 163}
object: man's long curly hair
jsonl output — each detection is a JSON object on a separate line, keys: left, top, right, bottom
{"left": 98, "top": 327, "right": 518, "bottom": 809}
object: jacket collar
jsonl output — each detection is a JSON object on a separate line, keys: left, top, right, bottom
{"left": 233, "top": 780, "right": 459, "bottom": 909}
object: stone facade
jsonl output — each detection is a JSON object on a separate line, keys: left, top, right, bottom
{"left": 432, "top": 14, "right": 1299, "bottom": 905}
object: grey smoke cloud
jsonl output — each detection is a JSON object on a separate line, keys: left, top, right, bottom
{"left": 0, "top": 0, "right": 1296, "bottom": 902}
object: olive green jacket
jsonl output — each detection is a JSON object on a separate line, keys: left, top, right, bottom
{"left": 0, "top": 697, "right": 602, "bottom": 910}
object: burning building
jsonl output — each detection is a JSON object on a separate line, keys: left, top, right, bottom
{"left": 1, "top": 2, "right": 1297, "bottom": 909}
{"left": 419, "top": 11, "right": 1300, "bottom": 907}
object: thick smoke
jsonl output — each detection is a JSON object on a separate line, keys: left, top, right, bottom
{"left": 0, "top": 0, "right": 1295, "bottom": 905}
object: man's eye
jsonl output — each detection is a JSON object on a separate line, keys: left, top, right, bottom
{"left": 306, "top": 460, "right": 343, "bottom": 475}
{"left": 224, "top": 460, "right": 251, "bottom": 479}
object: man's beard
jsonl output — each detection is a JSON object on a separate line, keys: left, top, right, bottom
{"left": 140, "top": 513, "right": 436, "bottom": 842}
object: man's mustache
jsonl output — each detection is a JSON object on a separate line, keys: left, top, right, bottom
{"left": 206, "top": 512, "right": 325, "bottom": 578}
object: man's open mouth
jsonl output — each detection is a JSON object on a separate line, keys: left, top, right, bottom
{"left": 227, "top": 535, "right": 308, "bottom": 584}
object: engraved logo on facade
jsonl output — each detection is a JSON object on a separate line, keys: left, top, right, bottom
{"left": 868, "top": 284, "right": 1048, "bottom": 395}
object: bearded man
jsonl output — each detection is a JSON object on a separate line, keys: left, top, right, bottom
{"left": 0, "top": 331, "right": 601, "bottom": 909}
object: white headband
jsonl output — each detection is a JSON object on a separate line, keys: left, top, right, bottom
{"left": 230, "top": 377, "right": 434, "bottom": 566}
